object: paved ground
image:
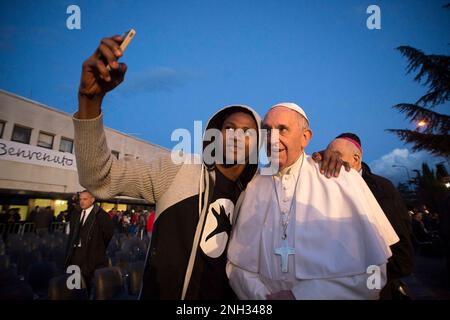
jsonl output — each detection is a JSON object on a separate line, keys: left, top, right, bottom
{"left": 403, "top": 249, "right": 450, "bottom": 300}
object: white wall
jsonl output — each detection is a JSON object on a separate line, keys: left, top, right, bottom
{"left": 0, "top": 89, "right": 168, "bottom": 195}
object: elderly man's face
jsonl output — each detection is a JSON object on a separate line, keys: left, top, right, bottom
{"left": 263, "top": 107, "right": 312, "bottom": 171}
{"left": 79, "top": 192, "right": 95, "bottom": 210}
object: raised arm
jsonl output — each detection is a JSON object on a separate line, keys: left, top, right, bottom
{"left": 73, "top": 35, "right": 181, "bottom": 203}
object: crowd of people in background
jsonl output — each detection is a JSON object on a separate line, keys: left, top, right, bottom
{"left": 0, "top": 191, "right": 157, "bottom": 300}
{"left": 0, "top": 199, "right": 156, "bottom": 242}
{"left": 106, "top": 208, "right": 155, "bottom": 239}
{"left": 0, "top": 200, "right": 443, "bottom": 252}
{"left": 0, "top": 193, "right": 446, "bottom": 274}
{"left": 0, "top": 208, "right": 21, "bottom": 224}
{"left": 410, "top": 205, "right": 442, "bottom": 254}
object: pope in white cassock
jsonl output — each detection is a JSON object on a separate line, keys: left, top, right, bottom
{"left": 227, "top": 103, "right": 400, "bottom": 300}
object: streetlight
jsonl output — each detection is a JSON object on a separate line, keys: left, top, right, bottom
{"left": 416, "top": 119, "right": 427, "bottom": 132}
{"left": 443, "top": 177, "right": 450, "bottom": 189}
{"left": 417, "top": 120, "right": 427, "bottom": 127}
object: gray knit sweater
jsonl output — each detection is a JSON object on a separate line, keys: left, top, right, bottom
{"left": 73, "top": 113, "right": 201, "bottom": 216}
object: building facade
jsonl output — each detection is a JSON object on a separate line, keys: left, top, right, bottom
{"left": 0, "top": 89, "right": 168, "bottom": 220}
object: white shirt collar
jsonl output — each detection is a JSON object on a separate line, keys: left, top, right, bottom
{"left": 81, "top": 204, "right": 94, "bottom": 224}
{"left": 276, "top": 153, "right": 305, "bottom": 179}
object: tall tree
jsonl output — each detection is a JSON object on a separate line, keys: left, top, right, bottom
{"left": 412, "top": 162, "right": 449, "bottom": 212}
{"left": 387, "top": 5, "right": 449, "bottom": 158}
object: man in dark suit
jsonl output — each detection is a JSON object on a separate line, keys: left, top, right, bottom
{"left": 65, "top": 190, "right": 114, "bottom": 290}
{"left": 319, "top": 133, "right": 415, "bottom": 299}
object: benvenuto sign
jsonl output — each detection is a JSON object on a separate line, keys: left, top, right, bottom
{"left": 0, "top": 138, "right": 77, "bottom": 171}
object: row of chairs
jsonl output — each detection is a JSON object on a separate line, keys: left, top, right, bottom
{"left": 47, "top": 263, "right": 145, "bottom": 300}
{"left": 1, "top": 230, "right": 69, "bottom": 299}
{"left": 1, "top": 262, "right": 145, "bottom": 300}
{"left": 3, "top": 233, "right": 68, "bottom": 277}
{"left": 1, "top": 231, "right": 147, "bottom": 299}
{"left": 0, "top": 222, "right": 67, "bottom": 238}
{"left": 108, "top": 234, "right": 148, "bottom": 299}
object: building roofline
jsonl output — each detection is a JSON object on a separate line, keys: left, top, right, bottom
{"left": 0, "top": 88, "right": 170, "bottom": 152}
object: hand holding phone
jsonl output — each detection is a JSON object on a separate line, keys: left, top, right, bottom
{"left": 106, "top": 28, "right": 136, "bottom": 71}
{"left": 78, "top": 30, "right": 136, "bottom": 106}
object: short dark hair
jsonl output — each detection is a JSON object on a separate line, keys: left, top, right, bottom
{"left": 79, "top": 190, "right": 94, "bottom": 198}
{"left": 336, "top": 132, "right": 362, "bottom": 148}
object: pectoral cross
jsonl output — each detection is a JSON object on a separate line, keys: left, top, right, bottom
{"left": 274, "top": 239, "right": 295, "bottom": 273}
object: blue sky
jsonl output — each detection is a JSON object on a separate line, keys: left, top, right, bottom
{"left": 1, "top": 0, "right": 449, "bottom": 184}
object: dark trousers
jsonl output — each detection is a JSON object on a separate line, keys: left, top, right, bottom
{"left": 70, "top": 247, "right": 93, "bottom": 293}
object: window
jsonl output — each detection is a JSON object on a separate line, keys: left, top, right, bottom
{"left": 37, "top": 131, "right": 54, "bottom": 149}
{"left": 0, "top": 120, "right": 5, "bottom": 139}
{"left": 59, "top": 137, "right": 73, "bottom": 153}
{"left": 111, "top": 150, "right": 120, "bottom": 159}
{"left": 11, "top": 124, "right": 32, "bottom": 144}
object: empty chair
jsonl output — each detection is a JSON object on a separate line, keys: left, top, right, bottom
{"left": 6, "top": 234, "right": 23, "bottom": 249}
{"left": 37, "top": 237, "right": 49, "bottom": 252}
{"left": 22, "top": 236, "right": 40, "bottom": 251}
{"left": 115, "top": 250, "right": 132, "bottom": 261}
{"left": 38, "top": 237, "right": 59, "bottom": 260}
{"left": 53, "top": 234, "right": 68, "bottom": 250}
{"left": 116, "top": 234, "right": 128, "bottom": 247}
{"left": 0, "top": 268, "right": 19, "bottom": 287}
{"left": 0, "top": 254, "right": 10, "bottom": 269}
{"left": 107, "top": 239, "right": 120, "bottom": 256}
{"left": 6, "top": 247, "right": 23, "bottom": 265}
{"left": 0, "top": 282, "right": 33, "bottom": 300}
{"left": 0, "top": 241, "right": 5, "bottom": 255}
{"left": 0, "top": 267, "right": 34, "bottom": 300}
{"left": 53, "top": 236, "right": 65, "bottom": 249}
{"left": 27, "top": 261, "right": 58, "bottom": 297}
{"left": 93, "top": 266, "right": 124, "bottom": 300}
{"left": 50, "top": 248, "right": 66, "bottom": 270}
{"left": 48, "top": 274, "right": 88, "bottom": 300}
{"left": 18, "top": 249, "right": 43, "bottom": 276}
{"left": 117, "top": 233, "right": 128, "bottom": 241}
{"left": 114, "top": 250, "right": 132, "bottom": 273}
{"left": 127, "top": 261, "right": 144, "bottom": 296}
{"left": 121, "top": 237, "right": 140, "bottom": 252}
{"left": 131, "top": 246, "right": 146, "bottom": 261}
{"left": 138, "top": 238, "right": 149, "bottom": 250}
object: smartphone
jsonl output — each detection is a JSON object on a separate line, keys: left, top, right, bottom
{"left": 105, "top": 28, "right": 136, "bottom": 71}
{"left": 119, "top": 28, "right": 136, "bottom": 52}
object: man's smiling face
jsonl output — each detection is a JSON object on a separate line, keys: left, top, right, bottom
{"left": 263, "top": 107, "right": 311, "bottom": 171}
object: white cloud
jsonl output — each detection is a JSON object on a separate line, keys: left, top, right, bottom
{"left": 369, "top": 148, "right": 448, "bottom": 185}
{"left": 121, "top": 67, "right": 198, "bottom": 93}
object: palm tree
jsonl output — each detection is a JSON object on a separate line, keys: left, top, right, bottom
{"left": 412, "top": 163, "right": 449, "bottom": 213}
